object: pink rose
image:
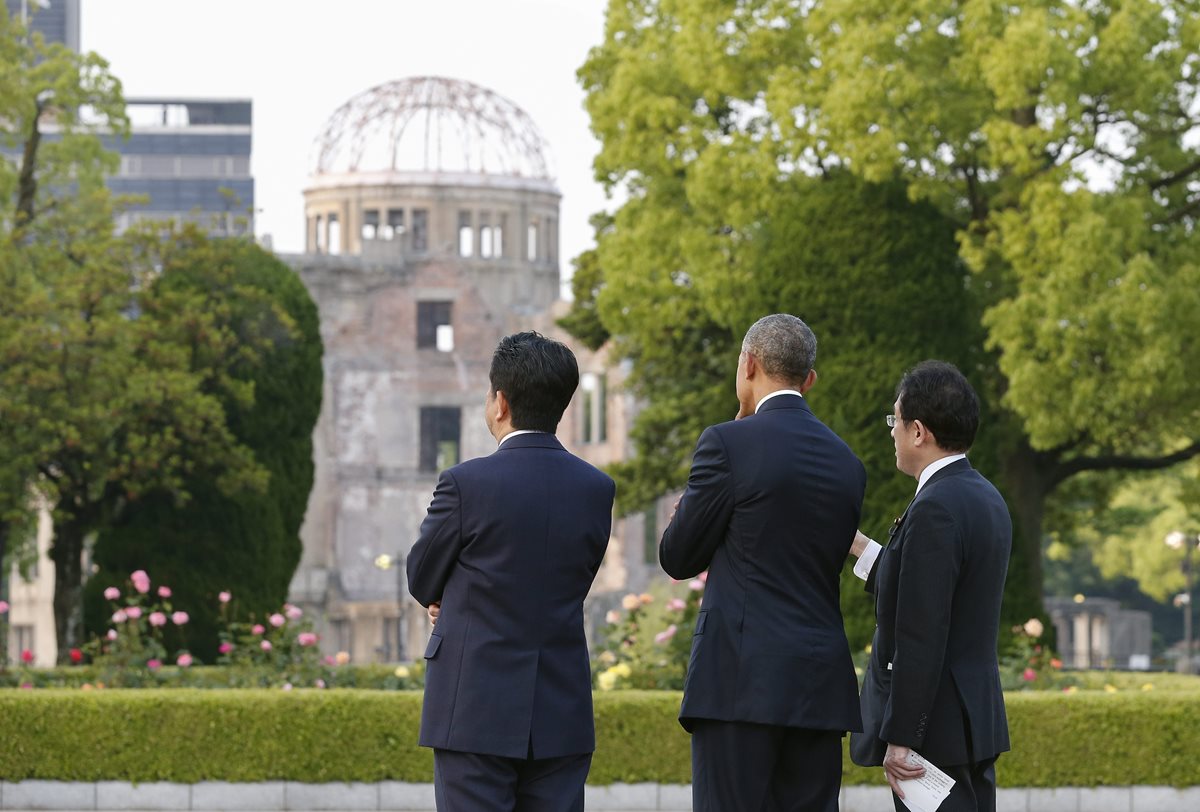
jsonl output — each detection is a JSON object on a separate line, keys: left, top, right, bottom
{"left": 106, "top": 629, "right": 118, "bottom": 641}
{"left": 176, "top": 653, "right": 193, "bottom": 668}
{"left": 125, "top": 606, "right": 142, "bottom": 620}
{"left": 171, "top": 611, "right": 189, "bottom": 626}
{"left": 112, "top": 610, "right": 128, "bottom": 623}
{"left": 654, "top": 624, "right": 678, "bottom": 644}
{"left": 218, "top": 591, "right": 231, "bottom": 603}
{"left": 666, "top": 598, "right": 686, "bottom": 611}
{"left": 148, "top": 612, "right": 167, "bottom": 627}
{"left": 688, "top": 579, "right": 704, "bottom": 592}
{"left": 218, "top": 642, "right": 234, "bottom": 655}
{"left": 131, "top": 570, "right": 151, "bottom": 594}
{"left": 146, "top": 659, "right": 162, "bottom": 670}
{"left": 698, "top": 571, "right": 708, "bottom": 583}
{"left": 269, "top": 613, "right": 285, "bottom": 627}
{"left": 323, "top": 655, "right": 337, "bottom": 666}
{"left": 285, "top": 604, "right": 303, "bottom": 621}
{"left": 103, "top": 587, "right": 120, "bottom": 601}
{"left": 605, "top": 610, "right": 621, "bottom": 624}
{"left": 1022, "top": 668, "right": 1037, "bottom": 682}
{"left": 158, "top": 586, "right": 172, "bottom": 599}
{"left": 252, "top": 624, "right": 265, "bottom": 635}
{"left": 261, "top": 640, "right": 273, "bottom": 651}
{"left": 281, "top": 682, "right": 292, "bottom": 691}
{"left": 315, "top": 679, "right": 327, "bottom": 689}
{"left": 297, "top": 632, "right": 318, "bottom": 646}
{"left": 0, "top": 600, "right": 7, "bottom": 614}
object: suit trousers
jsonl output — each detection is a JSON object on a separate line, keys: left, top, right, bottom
{"left": 691, "top": 720, "right": 842, "bottom": 812}
{"left": 432, "top": 748, "right": 591, "bottom": 812}
{"left": 891, "top": 757, "right": 997, "bottom": 812}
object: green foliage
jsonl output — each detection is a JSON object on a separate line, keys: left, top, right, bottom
{"left": 580, "top": 0, "right": 1200, "bottom": 631}
{"left": 557, "top": 215, "right": 613, "bottom": 352}
{"left": 83, "top": 230, "right": 324, "bottom": 661}
{"left": 0, "top": 688, "right": 1197, "bottom": 785}
{"left": 0, "top": 690, "right": 431, "bottom": 783}
{"left": 0, "top": 663, "right": 426, "bottom": 691}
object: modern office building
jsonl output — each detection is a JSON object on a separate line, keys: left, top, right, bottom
{"left": 5, "top": 2, "right": 254, "bottom": 235}
{"left": 107, "top": 98, "right": 254, "bottom": 236}
{"left": 4, "top": 0, "right": 79, "bottom": 50}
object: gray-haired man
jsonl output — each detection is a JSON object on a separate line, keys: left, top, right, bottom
{"left": 661, "top": 314, "right": 866, "bottom": 812}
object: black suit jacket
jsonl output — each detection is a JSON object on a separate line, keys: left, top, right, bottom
{"left": 407, "top": 432, "right": 615, "bottom": 759}
{"left": 853, "top": 458, "right": 1011, "bottom": 767}
{"left": 660, "top": 394, "right": 866, "bottom": 733}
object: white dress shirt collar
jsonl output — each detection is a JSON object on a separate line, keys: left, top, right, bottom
{"left": 915, "top": 453, "right": 968, "bottom": 495}
{"left": 497, "top": 429, "right": 546, "bottom": 448}
{"left": 754, "top": 389, "right": 804, "bottom": 414}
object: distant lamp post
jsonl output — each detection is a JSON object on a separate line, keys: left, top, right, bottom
{"left": 374, "top": 553, "right": 407, "bottom": 663}
{"left": 1165, "top": 530, "right": 1199, "bottom": 675}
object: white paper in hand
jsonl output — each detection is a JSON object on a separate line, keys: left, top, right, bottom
{"left": 897, "top": 751, "right": 956, "bottom": 812}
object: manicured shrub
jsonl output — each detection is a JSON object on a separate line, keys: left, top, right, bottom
{"left": 0, "top": 688, "right": 1196, "bottom": 786}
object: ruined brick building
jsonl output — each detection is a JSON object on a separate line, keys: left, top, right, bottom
{"left": 282, "top": 77, "right": 666, "bottom": 663}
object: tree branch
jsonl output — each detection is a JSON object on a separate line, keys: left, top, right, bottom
{"left": 1149, "top": 158, "right": 1200, "bottom": 191}
{"left": 1048, "top": 440, "right": 1200, "bottom": 489}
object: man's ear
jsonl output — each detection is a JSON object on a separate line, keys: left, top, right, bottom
{"left": 912, "top": 419, "right": 935, "bottom": 448}
{"left": 742, "top": 352, "right": 758, "bottom": 380}
{"left": 493, "top": 389, "right": 511, "bottom": 423}
{"left": 798, "top": 368, "right": 818, "bottom": 395}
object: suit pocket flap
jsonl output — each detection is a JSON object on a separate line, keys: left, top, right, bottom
{"left": 694, "top": 610, "right": 707, "bottom": 635}
{"left": 424, "top": 633, "right": 443, "bottom": 659}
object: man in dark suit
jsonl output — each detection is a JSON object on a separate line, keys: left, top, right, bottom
{"left": 660, "top": 314, "right": 866, "bottom": 812}
{"left": 849, "top": 360, "right": 1011, "bottom": 812}
{"left": 407, "top": 331, "right": 615, "bottom": 812}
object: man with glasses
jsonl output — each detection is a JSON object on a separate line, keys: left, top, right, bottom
{"left": 849, "top": 360, "right": 1012, "bottom": 812}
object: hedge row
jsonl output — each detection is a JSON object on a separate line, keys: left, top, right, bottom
{"left": 0, "top": 689, "right": 1197, "bottom": 786}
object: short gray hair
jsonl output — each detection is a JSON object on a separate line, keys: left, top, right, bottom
{"left": 741, "top": 314, "right": 817, "bottom": 385}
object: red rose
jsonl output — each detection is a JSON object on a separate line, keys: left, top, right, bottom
{"left": 20, "top": 649, "right": 34, "bottom": 664}
{"left": 69, "top": 648, "right": 83, "bottom": 664}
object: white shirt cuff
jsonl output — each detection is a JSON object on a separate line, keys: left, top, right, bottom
{"left": 853, "top": 539, "right": 883, "bottom": 581}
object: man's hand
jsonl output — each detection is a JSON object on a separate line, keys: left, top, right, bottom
{"left": 428, "top": 602, "right": 441, "bottom": 626}
{"left": 850, "top": 529, "right": 872, "bottom": 558}
{"left": 735, "top": 401, "right": 753, "bottom": 420}
{"left": 883, "top": 743, "right": 925, "bottom": 799}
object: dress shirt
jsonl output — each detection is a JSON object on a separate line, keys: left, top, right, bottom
{"left": 497, "top": 429, "right": 547, "bottom": 448}
{"left": 754, "top": 389, "right": 804, "bottom": 413}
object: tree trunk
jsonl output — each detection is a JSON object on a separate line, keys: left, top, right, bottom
{"left": 0, "top": 521, "right": 8, "bottom": 666}
{"left": 50, "top": 518, "right": 85, "bottom": 663}
{"left": 998, "top": 439, "right": 1053, "bottom": 630}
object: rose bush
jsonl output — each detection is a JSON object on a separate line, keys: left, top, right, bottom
{"left": 592, "top": 574, "right": 704, "bottom": 690}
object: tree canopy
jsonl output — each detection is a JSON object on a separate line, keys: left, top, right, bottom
{"left": 84, "top": 232, "right": 324, "bottom": 662}
{"left": 575, "top": 0, "right": 1200, "bottom": 630}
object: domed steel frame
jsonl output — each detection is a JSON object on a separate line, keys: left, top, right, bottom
{"left": 312, "top": 76, "right": 554, "bottom": 180}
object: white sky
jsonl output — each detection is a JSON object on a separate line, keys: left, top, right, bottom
{"left": 81, "top": 0, "right": 613, "bottom": 274}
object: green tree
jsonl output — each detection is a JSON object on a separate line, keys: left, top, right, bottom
{"left": 84, "top": 231, "right": 324, "bottom": 662}
{"left": 0, "top": 11, "right": 273, "bottom": 660}
{"left": 578, "top": 0, "right": 1200, "bottom": 626}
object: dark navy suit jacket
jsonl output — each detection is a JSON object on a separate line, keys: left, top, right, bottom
{"left": 660, "top": 394, "right": 866, "bottom": 733}
{"left": 407, "top": 432, "right": 615, "bottom": 759}
{"left": 854, "top": 459, "right": 1012, "bottom": 767}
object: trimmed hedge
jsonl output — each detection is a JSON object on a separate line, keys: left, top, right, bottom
{"left": 0, "top": 689, "right": 1197, "bottom": 786}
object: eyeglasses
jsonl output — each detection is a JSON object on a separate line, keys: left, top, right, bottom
{"left": 885, "top": 415, "right": 897, "bottom": 428}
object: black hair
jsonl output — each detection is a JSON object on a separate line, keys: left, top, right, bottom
{"left": 896, "top": 360, "right": 979, "bottom": 452}
{"left": 489, "top": 331, "right": 579, "bottom": 432}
